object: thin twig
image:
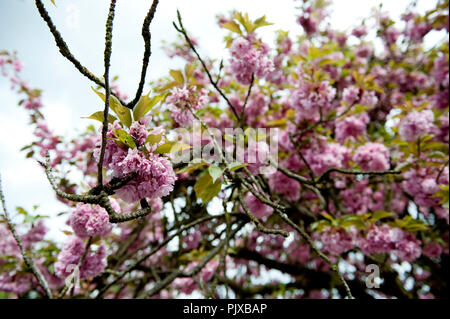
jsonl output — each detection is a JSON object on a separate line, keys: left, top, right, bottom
{"left": 0, "top": 175, "right": 53, "bottom": 299}
{"left": 139, "top": 220, "right": 246, "bottom": 298}
{"left": 238, "top": 190, "right": 289, "bottom": 237}
{"left": 59, "top": 237, "right": 92, "bottom": 298}
{"left": 240, "top": 74, "right": 255, "bottom": 127}
{"left": 173, "top": 10, "right": 241, "bottom": 121}
{"left": 95, "top": 213, "right": 237, "bottom": 298}
{"left": 436, "top": 159, "right": 449, "bottom": 183}
{"left": 238, "top": 174, "right": 354, "bottom": 298}
{"left": 274, "top": 210, "right": 354, "bottom": 299}
{"left": 317, "top": 168, "right": 400, "bottom": 184}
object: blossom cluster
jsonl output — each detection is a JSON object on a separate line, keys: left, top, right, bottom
{"left": 229, "top": 36, "right": 275, "bottom": 85}
{"left": 166, "top": 85, "right": 208, "bottom": 127}
{"left": 94, "top": 120, "right": 177, "bottom": 203}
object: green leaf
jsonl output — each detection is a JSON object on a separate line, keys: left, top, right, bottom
{"left": 185, "top": 63, "right": 196, "bottom": 78}
{"left": 194, "top": 172, "right": 222, "bottom": 203}
{"left": 228, "top": 162, "right": 248, "bottom": 171}
{"left": 154, "top": 141, "right": 191, "bottom": 154}
{"left": 113, "top": 129, "right": 137, "bottom": 149}
{"left": 92, "top": 87, "right": 132, "bottom": 127}
{"left": 133, "top": 91, "right": 151, "bottom": 121}
{"left": 421, "top": 141, "right": 449, "bottom": 152}
{"left": 208, "top": 165, "right": 223, "bottom": 183}
{"left": 235, "top": 12, "right": 253, "bottom": 33}
{"left": 350, "top": 104, "right": 371, "bottom": 115}
{"left": 16, "top": 207, "right": 28, "bottom": 215}
{"left": 249, "top": 15, "right": 273, "bottom": 32}
{"left": 254, "top": 15, "right": 272, "bottom": 27}
{"left": 266, "top": 118, "right": 287, "bottom": 128}
{"left": 391, "top": 215, "right": 430, "bottom": 232}
{"left": 311, "top": 220, "right": 331, "bottom": 232}
{"left": 321, "top": 213, "right": 334, "bottom": 222}
{"left": 177, "top": 159, "right": 208, "bottom": 174}
{"left": 50, "top": 0, "right": 56, "bottom": 5}
{"left": 221, "top": 21, "right": 242, "bottom": 34}
{"left": 338, "top": 215, "right": 366, "bottom": 229}
{"left": 169, "top": 69, "right": 184, "bottom": 85}
{"left": 370, "top": 211, "right": 395, "bottom": 222}
{"left": 133, "top": 92, "right": 166, "bottom": 121}
{"left": 434, "top": 185, "right": 449, "bottom": 205}
{"left": 81, "top": 111, "right": 117, "bottom": 124}
{"left": 394, "top": 161, "right": 413, "bottom": 172}
{"left": 145, "top": 133, "right": 163, "bottom": 145}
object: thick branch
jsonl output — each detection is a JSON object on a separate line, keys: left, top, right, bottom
{"left": 97, "top": 0, "right": 117, "bottom": 186}
{"left": 34, "top": 0, "right": 126, "bottom": 106}
{"left": 125, "top": 0, "right": 159, "bottom": 109}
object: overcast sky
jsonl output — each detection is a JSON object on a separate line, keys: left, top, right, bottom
{"left": 0, "top": 0, "right": 438, "bottom": 238}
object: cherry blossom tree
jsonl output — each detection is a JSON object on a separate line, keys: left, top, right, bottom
{"left": 0, "top": 0, "right": 448, "bottom": 299}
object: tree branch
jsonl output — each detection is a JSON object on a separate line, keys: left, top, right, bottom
{"left": 125, "top": 0, "right": 159, "bottom": 109}
{"left": 97, "top": 0, "right": 117, "bottom": 186}
{"left": 0, "top": 175, "right": 53, "bottom": 299}
{"left": 173, "top": 10, "right": 241, "bottom": 122}
{"left": 34, "top": 0, "right": 126, "bottom": 106}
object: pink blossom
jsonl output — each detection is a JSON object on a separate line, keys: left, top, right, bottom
{"left": 245, "top": 140, "right": 270, "bottom": 175}
{"left": 305, "top": 142, "right": 350, "bottom": 176}
{"left": 341, "top": 179, "right": 377, "bottom": 215}
{"left": 239, "top": 92, "right": 269, "bottom": 124}
{"left": 421, "top": 178, "right": 439, "bottom": 195}
{"left": 55, "top": 236, "right": 107, "bottom": 280}
{"left": 355, "top": 44, "right": 372, "bottom": 59}
{"left": 201, "top": 259, "right": 219, "bottom": 282}
{"left": 342, "top": 86, "right": 360, "bottom": 105}
{"left": 268, "top": 171, "right": 300, "bottom": 202}
{"left": 149, "top": 197, "right": 164, "bottom": 213}
{"left": 167, "top": 86, "right": 208, "bottom": 127}
{"left": 297, "top": 15, "right": 318, "bottom": 35}
{"left": 423, "top": 242, "right": 442, "bottom": 258}
{"left": 402, "top": 167, "right": 448, "bottom": 211}
{"left": 0, "top": 224, "right": 20, "bottom": 258}
{"left": 395, "top": 235, "right": 421, "bottom": 262}
{"left": 335, "top": 114, "right": 369, "bottom": 142}
{"left": 68, "top": 203, "right": 114, "bottom": 239}
{"left": 184, "top": 230, "right": 201, "bottom": 250}
{"left": 242, "top": 192, "right": 273, "bottom": 219}
{"left": 385, "top": 27, "right": 400, "bottom": 44}
{"left": 21, "top": 220, "right": 48, "bottom": 249}
{"left": 316, "top": 227, "right": 354, "bottom": 255}
{"left": 172, "top": 277, "right": 197, "bottom": 295}
{"left": 399, "top": 110, "right": 435, "bottom": 141}
{"left": 352, "top": 25, "right": 367, "bottom": 37}
{"left": 23, "top": 97, "right": 42, "bottom": 110}
{"left": 94, "top": 123, "right": 177, "bottom": 203}
{"left": 359, "top": 224, "right": 401, "bottom": 255}
{"left": 229, "top": 37, "right": 274, "bottom": 85}
{"left": 288, "top": 243, "right": 311, "bottom": 264}
{"left": 360, "top": 90, "right": 378, "bottom": 107}
{"left": 353, "top": 142, "right": 390, "bottom": 171}
{"left": 12, "top": 60, "right": 23, "bottom": 72}
{"left": 114, "top": 150, "right": 177, "bottom": 203}
{"left": 129, "top": 121, "right": 149, "bottom": 146}
{"left": 291, "top": 81, "right": 336, "bottom": 122}
{"left": 0, "top": 273, "right": 32, "bottom": 295}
